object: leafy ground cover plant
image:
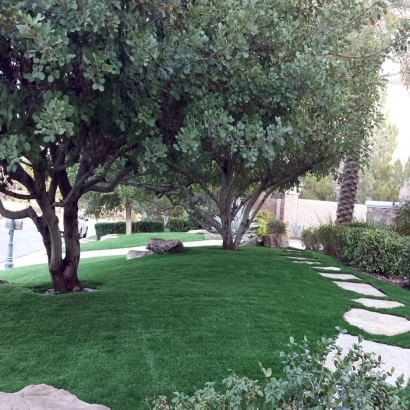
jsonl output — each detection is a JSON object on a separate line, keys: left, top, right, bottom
{"left": 149, "top": 330, "right": 407, "bottom": 410}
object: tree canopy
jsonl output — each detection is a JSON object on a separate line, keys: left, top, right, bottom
{"left": 129, "top": 0, "right": 403, "bottom": 249}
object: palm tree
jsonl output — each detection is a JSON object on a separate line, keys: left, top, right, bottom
{"left": 335, "top": 156, "right": 360, "bottom": 225}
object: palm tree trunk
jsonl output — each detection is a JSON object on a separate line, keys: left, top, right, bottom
{"left": 336, "top": 156, "right": 360, "bottom": 225}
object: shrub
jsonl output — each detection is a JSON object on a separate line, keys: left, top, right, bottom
{"left": 394, "top": 200, "right": 410, "bottom": 236}
{"left": 254, "top": 210, "right": 275, "bottom": 237}
{"left": 338, "top": 227, "right": 367, "bottom": 266}
{"left": 95, "top": 221, "right": 163, "bottom": 240}
{"left": 315, "top": 223, "right": 344, "bottom": 257}
{"left": 289, "top": 221, "right": 303, "bottom": 239}
{"left": 357, "top": 229, "right": 405, "bottom": 276}
{"left": 301, "top": 227, "right": 320, "bottom": 251}
{"left": 396, "top": 239, "right": 410, "bottom": 284}
{"left": 149, "top": 331, "right": 407, "bottom": 410}
{"left": 266, "top": 217, "right": 287, "bottom": 235}
{"left": 169, "top": 218, "right": 186, "bottom": 232}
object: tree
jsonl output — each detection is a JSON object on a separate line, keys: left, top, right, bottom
{"left": 0, "top": 1, "right": 174, "bottom": 292}
{"left": 299, "top": 174, "right": 336, "bottom": 202}
{"left": 129, "top": 0, "right": 400, "bottom": 249}
{"left": 356, "top": 119, "right": 410, "bottom": 203}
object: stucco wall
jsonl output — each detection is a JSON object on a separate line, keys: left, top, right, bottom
{"left": 282, "top": 193, "right": 367, "bottom": 229}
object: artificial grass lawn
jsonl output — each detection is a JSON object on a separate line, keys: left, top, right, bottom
{"left": 1, "top": 246, "right": 410, "bottom": 409}
{"left": 78, "top": 232, "right": 206, "bottom": 252}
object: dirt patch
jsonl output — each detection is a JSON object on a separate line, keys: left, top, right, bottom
{"left": 350, "top": 267, "right": 410, "bottom": 291}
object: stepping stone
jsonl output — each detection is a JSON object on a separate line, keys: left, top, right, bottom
{"left": 293, "top": 261, "right": 321, "bottom": 265}
{"left": 313, "top": 266, "right": 340, "bottom": 271}
{"left": 353, "top": 298, "right": 404, "bottom": 309}
{"left": 344, "top": 309, "right": 410, "bottom": 336}
{"left": 333, "top": 282, "right": 386, "bottom": 297}
{"left": 325, "top": 334, "right": 410, "bottom": 385}
{"left": 319, "top": 273, "right": 360, "bottom": 280}
{"left": 286, "top": 256, "right": 318, "bottom": 261}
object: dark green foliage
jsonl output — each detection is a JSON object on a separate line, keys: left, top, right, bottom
{"left": 315, "top": 224, "right": 344, "bottom": 257}
{"left": 266, "top": 218, "right": 287, "bottom": 235}
{"left": 169, "top": 218, "right": 186, "bottom": 232}
{"left": 396, "top": 240, "right": 410, "bottom": 285}
{"left": 301, "top": 228, "right": 320, "bottom": 251}
{"left": 356, "top": 229, "right": 405, "bottom": 276}
{"left": 95, "top": 221, "right": 164, "bottom": 240}
{"left": 394, "top": 201, "right": 410, "bottom": 236}
{"left": 338, "top": 227, "right": 367, "bottom": 266}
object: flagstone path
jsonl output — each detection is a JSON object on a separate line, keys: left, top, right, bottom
{"left": 282, "top": 248, "right": 410, "bottom": 386}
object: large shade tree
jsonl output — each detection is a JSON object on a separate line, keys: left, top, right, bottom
{"left": 128, "top": 0, "right": 402, "bottom": 249}
{"left": 0, "top": 0, "right": 177, "bottom": 292}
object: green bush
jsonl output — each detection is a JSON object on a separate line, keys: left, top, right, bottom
{"left": 315, "top": 223, "right": 344, "bottom": 257}
{"left": 95, "top": 221, "right": 163, "bottom": 240}
{"left": 396, "top": 240, "right": 410, "bottom": 284}
{"left": 254, "top": 210, "right": 275, "bottom": 237}
{"left": 266, "top": 217, "right": 287, "bottom": 235}
{"left": 394, "top": 201, "right": 410, "bottom": 236}
{"left": 301, "top": 227, "right": 320, "bottom": 251}
{"left": 338, "top": 227, "right": 367, "bottom": 266}
{"left": 169, "top": 218, "right": 186, "bottom": 232}
{"left": 150, "top": 331, "right": 407, "bottom": 410}
{"left": 357, "top": 229, "right": 405, "bottom": 276}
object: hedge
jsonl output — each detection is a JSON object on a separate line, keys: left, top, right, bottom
{"left": 301, "top": 225, "right": 410, "bottom": 280}
{"left": 95, "top": 221, "right": 164, "bottom": 240}
{"left": 169, "top": 218, "right": 186, "bottom": 232}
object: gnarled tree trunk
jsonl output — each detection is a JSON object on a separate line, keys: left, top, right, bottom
{"left": 125, "top": 198, "right": 132, "bottom": 235}
{"left": 336, "top": 156, "right": 360, "bottom": 225}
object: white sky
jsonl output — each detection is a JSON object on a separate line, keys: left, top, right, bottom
{"left": 383, "top": 61, "right": 410, "bottom": 165}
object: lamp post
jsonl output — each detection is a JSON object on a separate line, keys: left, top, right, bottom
{"left": 4, "top": 219, "right": 15, "bottom": 269}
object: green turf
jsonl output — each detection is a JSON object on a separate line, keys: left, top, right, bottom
{"left": 78, "top": 232, "right": 206, "bottom": 252}
{"left": 0, "top": 247, "right": 409, "bottom": 409}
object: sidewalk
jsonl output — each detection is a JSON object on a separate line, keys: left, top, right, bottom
{"left": 0, "top": 239, "right": 303, "bottom": 270}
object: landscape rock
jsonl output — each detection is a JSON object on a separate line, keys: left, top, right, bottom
{"left": 239, "top": 236, "right": 258, "bottom": 247}
{"left": 0, "top": 384, "right": 110, "bottom": 409}
{"left": 146, "top": 238, "right": 185, "bottom": 254}
{"left": 126, "top": 250, "right": 154, "bottom": 260}
{"left": 204, "top": 233, "right": 223, "bottom": 240}
{"left": 261, "top": 234, "right": 289, "bottom": 248}
{"left": 0, "top": 280, "right": 10, "bottom": 285}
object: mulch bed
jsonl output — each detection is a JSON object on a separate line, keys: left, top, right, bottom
{"left": 350, "top": 267, "right": 410, "bottom": 291}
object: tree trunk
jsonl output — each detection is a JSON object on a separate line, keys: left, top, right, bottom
{"left": 125, "top": 198, "right": 132, "bottom": 235}
{"left": 221, "top": 211, "right": 236, "bottom": 250}
{"left": 42, "top": 203, "right": 83, "bottom": 294}
{"left": 336, "top": 156, "right": 360, "bottom": 225}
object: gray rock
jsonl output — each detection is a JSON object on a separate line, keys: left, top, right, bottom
{"left": 0, "top": 384, "right": 110, "bottom": 409}
{"left": 261, "top": 234, "right": 289, "bottom": 248}
{"left": 204, "top": 233, "right": 223, "bottom": 240}
{"left": 240, "top": 236, "right": 258, "bottom": 247}
{"left": 126, "top": 250, "right": 154, "bottom": 260}
{"left": 146, "top": 238, "right": 185, "bottom": 254}
{"left": 0, "top": 280, "right": 10, "bottom": 285}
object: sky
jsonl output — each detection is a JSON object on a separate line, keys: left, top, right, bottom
{"left": 384, "top": 61, "right": 410, "bottom": 165}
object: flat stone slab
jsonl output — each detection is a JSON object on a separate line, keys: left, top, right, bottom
{"left": 353, "top": 298, "right": 404, "bottom": 309}
{"left": 319, "top": 273, "right": 360, "bottom": 281}
{"left": 313, "top": 266, "right": 340, "bottom": 271}
{"left": 287, "top": 256, "right": 316, "bottom": 260}
{"left": 325, "top": 334, "right": 410, "bottom": 385}
{"left": 0, "top": 384, "right": 110, "bottom": 409}
{"left": 293, "top": 261, "right": 321, "bottom": 265}
{"left": 344, "top": 309, "right": 410, "bottom": 336}
{"left": 333, "top": 282, "right": 386, "bottom": 297}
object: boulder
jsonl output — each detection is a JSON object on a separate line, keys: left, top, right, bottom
{"left": 0, "top": 384, "right": 110, "bottom": 409}
{"left": 146, "top": 238, "right": 185, "bottom": 254}
{"left": 126, "top": 250, "right": 154, "bottom": 260}
{"left": 204, "top": 233, "right": 223, "bottom": 240}
{"left": 262, "top": 234, "right": 289, "bottom": 248}
{"left": 0, "top": 280, "right": 10, "bottom": 285}
{"left": 240, "top": 236, "right": 258, "bottom": 247}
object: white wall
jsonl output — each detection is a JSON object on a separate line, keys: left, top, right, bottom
{"left": 283, "top": 193, "right": 367, "bottom": 229}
